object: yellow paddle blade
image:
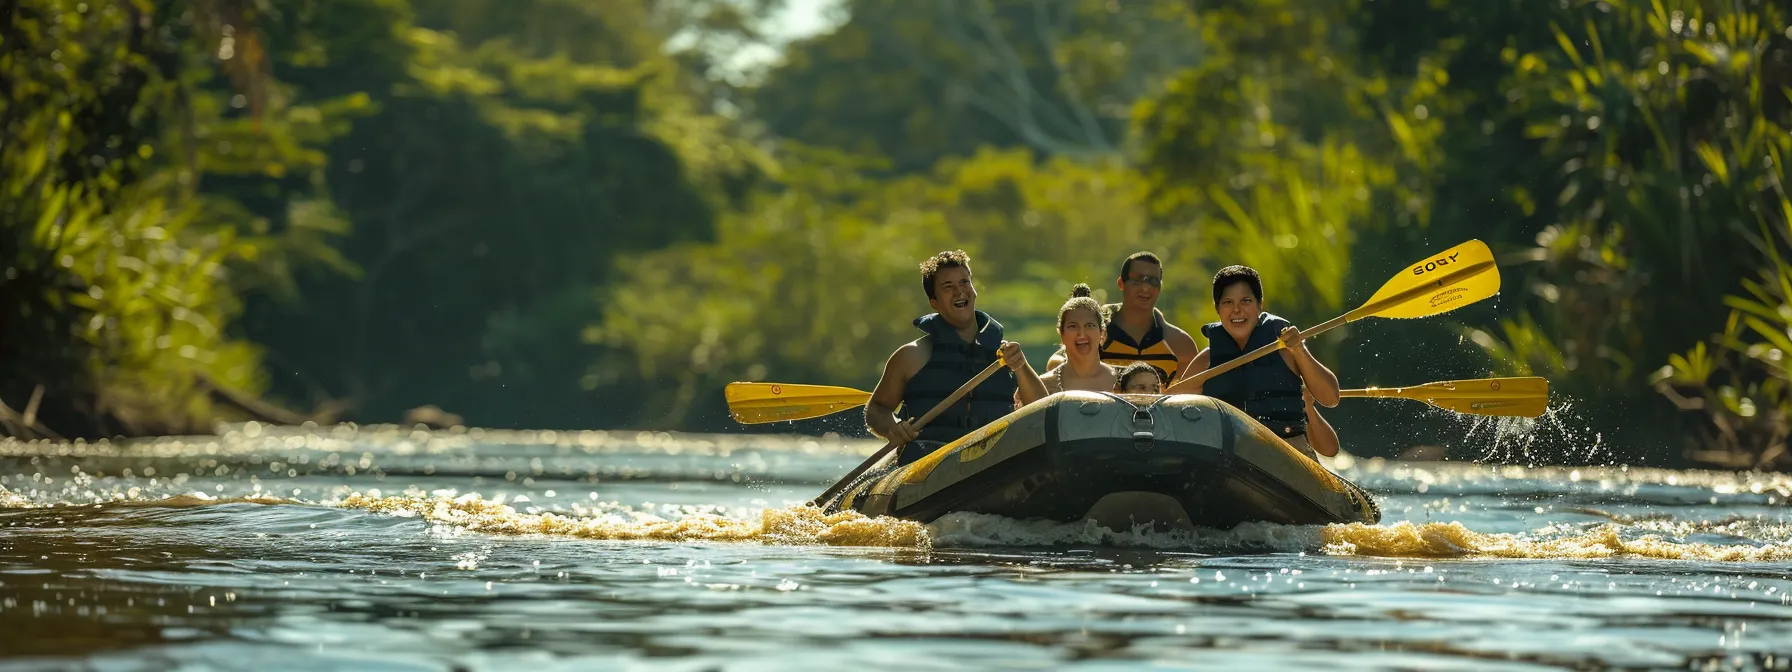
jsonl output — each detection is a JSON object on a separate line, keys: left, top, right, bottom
{"left": 724, "top": 382, "right": 872, "bottom": 424}
{"left": 1351, "top": 239, "right": 1501, "bottom": 320}
{"left": 1341, "top": 376, "right": 1549, "bottom": 418}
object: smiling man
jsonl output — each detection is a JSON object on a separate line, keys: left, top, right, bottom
{"left": 1182, "top": 265, "right": 1342, "bottom": 459}
{"left": 1048, "top": 251, "right": 1199, "bottom": 383}
{"left": 866, "top": 250, "right": 1048, "bottom": 466}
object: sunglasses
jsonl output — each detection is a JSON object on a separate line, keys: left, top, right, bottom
{"left": 1124, "top": 275, "right": 1163, "bottom": 287}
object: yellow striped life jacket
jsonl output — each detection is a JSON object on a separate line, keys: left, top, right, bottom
{"left": 1098, "top": 304, "right": 1182, "bottom": 381}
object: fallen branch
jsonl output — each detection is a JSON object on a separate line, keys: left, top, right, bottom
{"left": 193, "top": 370, "right": 341, "bottom": 427}
{"left": 1653, "top": 380, "right": 1706, "bottom": 410}
{"left": 23, "top": 384, "right": 42, "bottom": 428}
{"left": 0, "top": 388, "right": 63, "bottom": 441}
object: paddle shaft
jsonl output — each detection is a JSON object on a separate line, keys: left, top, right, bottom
{"left": 808, "top": 357, "right": 1009, "bottom": 507}
{"left": 1338, "top": 388, "right": 1403, "bottom": 398}
{"left": 1338, "top": 375, "right": 1545, "bottom": 398}
{"left": 1170, "top": 314, "right": 1346, "bottom": 393}
{"left": 1168, "top": 257, "right": 1496, "bottom": 394}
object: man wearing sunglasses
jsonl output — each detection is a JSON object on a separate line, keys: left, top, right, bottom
{"left": 1047, "top": 251, "right": 1199, "bottom": 384}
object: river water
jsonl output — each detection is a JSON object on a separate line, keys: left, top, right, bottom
{"left": 2, "top": 421, "right": 1790, "bottom": 670}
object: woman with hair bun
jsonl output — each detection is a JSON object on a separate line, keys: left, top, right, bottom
{"left": 1037, "top": 284, "right": 1120, "bottom": 394}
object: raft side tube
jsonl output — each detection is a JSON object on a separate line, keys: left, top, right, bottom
{"left": 826, "top": 391, "right": 1379, "bottom": 529}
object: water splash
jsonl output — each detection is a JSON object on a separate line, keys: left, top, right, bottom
{"left": 323, "top": 494, "right": 1792, "bottom": 562}
{"left": 5, "top": 482, "right": 1786, "bottom": 562}
{"left": 1403, "top": 391, "right": 1610, "bottom": 465}
{"left": 1321, "top": 521, "right": 1792, "bottom": 561}
{"left": 335, "top": 492, "right": 931, "bottom": 549}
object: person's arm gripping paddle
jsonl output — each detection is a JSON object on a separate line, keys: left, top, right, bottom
{"left": 1166, "top": 240, "right": 1501, "bottom": 396}
{"left": 1276, "top": 327, "right": 1341, "bottom": 407}
{"left": 1006, "top": 341, "right": 1049, "bottom": 406}
{"left": 866, "top": 339, "right": 928, "bottom": 446}
{"left": 813, "top": 357, "right": 1008, "bottom": 508}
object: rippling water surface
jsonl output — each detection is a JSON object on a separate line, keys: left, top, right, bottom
{"left": 3, "top": 422, "right": 1792, "bottom": 670}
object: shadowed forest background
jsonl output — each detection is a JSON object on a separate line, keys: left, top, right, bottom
{"left": 3, "top": 0, "right": 1790, "bottom": 470}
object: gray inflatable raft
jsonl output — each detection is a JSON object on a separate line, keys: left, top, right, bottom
{"left": 822, "top": 391, "right": 1381, "bottom": 530}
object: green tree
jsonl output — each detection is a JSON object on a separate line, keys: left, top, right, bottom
{"left": 1, "top": 0, "right": 361, "bottom": 437}
{"left": 234, "top": 0, "right": 774, "bottom": 428}
{"left": 1129, "top": 0, "right": 1397, "bottom": 358}
{"left": 749, "top": 0, "right": 1199, "bottom": 173}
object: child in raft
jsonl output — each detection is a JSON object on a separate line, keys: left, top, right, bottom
{"left": 1111, "top": 360, "right": 1337, "bottom": 456}
{"left": 1116, "top": 361, "right": 1165, "bottom": 394}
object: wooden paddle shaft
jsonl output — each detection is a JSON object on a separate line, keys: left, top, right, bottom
{"left": 1338, "top": 388, "right": 1402, "bottom": 398}
{"left": 1169, "top": 257, "right": 1497, "bottom": 394}
{"left": 1170, "top": 314, "right": 1347, "bottom": 393}
{"left": 808, "top": 357, "right": 1008, "bottom": 508}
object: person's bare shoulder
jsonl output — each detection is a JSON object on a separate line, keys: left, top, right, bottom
{"left": 867, "top": 338, "right": 929, "bottom": 436}
{"left": 890, "top": 337, "right": 930, "bottom": 379}
{"left": 1174, "top": 348, "right": 1212, "bottom": 387}
{"left": 870, "top": 337, "right": 930, "bottom": 410}
{"left": 1164, "top": 322, "right": 1200, "bottom": 356}
{"left": 1155, "top": 322, "right": 1201, "bottom": 381}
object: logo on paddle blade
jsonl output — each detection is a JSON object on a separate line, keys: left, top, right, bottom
{"left": 1410, "top": 251, "right": 1463, "bottom": 276}
{"left": 770, "top": 384, "right": 782, "bottom": 395}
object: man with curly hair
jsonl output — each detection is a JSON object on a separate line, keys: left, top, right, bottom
{"left": 866, "top": 250, "right": 1047, "bottom": 465}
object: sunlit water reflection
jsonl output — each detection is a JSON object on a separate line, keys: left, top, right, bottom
{"left": 2, "top": 422, "right": 1790, "bottom": 670}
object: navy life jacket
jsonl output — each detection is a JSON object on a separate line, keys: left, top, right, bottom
{"left": 901, "top": 310, "right": 1019, "bottom": 445}
{"left": 1199, "top": 312, "right": 1307, "bottom": 437}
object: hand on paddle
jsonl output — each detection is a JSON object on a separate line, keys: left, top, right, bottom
{"left": 1003, "top": 341, "right": 1051, "bottom": 406}
{"left": 1278, "top": 326, "right": 1309, "bottom": 355}
{"left": 1278, "top": 324, "right": 1341, "bottom": 406}
{"left": 885, "top": 418, "right": 920, "bottom": 446}
{"left": 870, "top": 343, "right": 1021, "bottom": 449}
{"left": 999, "top": 341, "right": 1028, "bottom": 373}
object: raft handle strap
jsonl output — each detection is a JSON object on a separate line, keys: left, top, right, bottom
{"left": 1130, "top": 407, "right": 1156, "bottom": 453}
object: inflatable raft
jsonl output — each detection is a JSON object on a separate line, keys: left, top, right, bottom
{"left": 821, "top": 391, "right": 1381, "bottom": 530}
